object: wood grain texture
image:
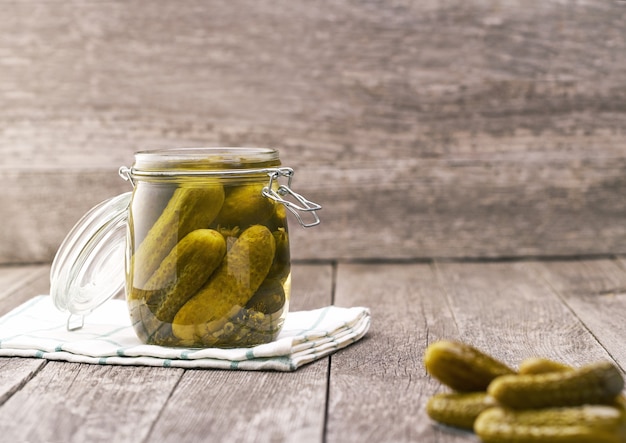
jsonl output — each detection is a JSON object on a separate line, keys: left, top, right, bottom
{"left": 0, "top": 264, "right": 49, "bottom": 302}
{"left": 0, "top": 265, "right": 184, "bottom": 443}
{"left": 147, "top": 365, "right": 327, "bottom": 443}
{"left": 433, "top": 261, "right": 617, "bottom": 366}
{"left": 0, "top": 265, "right": 48, "bottom": 411}
{"left": 0, "top": 362, "right": 183, "bottom": 442}
{"left": 328, "top": 263, "right": 464, "bottom": 442}
{"left": 0, "top": 264, "right": 50, "bottom": 314}
{"left": 0, "top": 357, "right": 45, "bottom": 405}
{"left": 1, "top": 1, "right": 626, "bottom": 262}
{"left": 524, "top": 259, "right": 626, "bottom": 367}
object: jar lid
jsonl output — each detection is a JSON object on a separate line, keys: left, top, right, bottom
{"left": 50, "top": 192, "right": 131, "bottom": 325}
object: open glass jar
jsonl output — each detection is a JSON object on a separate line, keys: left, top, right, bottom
{"left": 50, "top": 147, "right": 321, "bottom": 348}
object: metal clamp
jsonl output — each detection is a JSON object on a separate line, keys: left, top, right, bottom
{"left": 262, "top": 168, "right": 321, "bottom": 228}
{"left": 118, "top": 166, "right": 135, "bottom": 187}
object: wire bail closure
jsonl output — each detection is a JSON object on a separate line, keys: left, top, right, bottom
{"left": 119, "top": 166, "right": 135, "bottom": 186}
{"left": 262, "top": 168, "right": 321, "bottom": 228}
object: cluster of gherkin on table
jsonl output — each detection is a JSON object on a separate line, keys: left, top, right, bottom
{"left": 424, "top": 340, "right": 626, "bottom": 443}
{"left": 126, "top": 181, "right": 290, "bottom": 348}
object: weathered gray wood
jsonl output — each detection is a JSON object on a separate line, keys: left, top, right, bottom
{"left": 0, "top": 265, "right": 50, "bottom": 408}
{"left": 0, "top": 265, "right": 49, "bottom": 408}
{"left": 0, "top": 264, "right": 50, "bottom": 314}
{"left": 0, "top": 357, "right": 45, "bottom": 405}
{"left": 147, "top": 365, "right": 327, "bottom": 443}
{"left": 328, "top": 263, "right": 468, "bottom": 442}
{"left": 1, "top": 0, "right": 626, "bottom": 263}
{"left": 2, "top": 168, "right": 127, "bottom": 265}
{"left": 0, "top": 264, "right": 184, "bottom": 442}
{"left": 433, "top": 261, "right": 617, "bottom": 366}
{"left": 146, "top": 264, "right": 333, "bottom": 443}
{"left": 327, "top": 260, "right": 625, "bottom": 442}
{"left": 0, "top": 362, "right": 183, "bottom": 442}
{"left": 524, "top": 259, "right": 626, "bottom": 368}
{"left": 303, "top": 151, "right": 626, "bottom": 261}
{"left": 0, "top": 264, "right": 48, "bottom": 301}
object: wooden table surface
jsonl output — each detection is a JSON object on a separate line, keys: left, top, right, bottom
{"left": 1, "top": 258, "right": 625, "bottom": 442}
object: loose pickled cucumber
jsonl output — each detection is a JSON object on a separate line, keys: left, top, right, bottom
{"left": 426, "top": 392, "right": 497, "bottom": 430}
{"left": 517, "top": 358, "right": 626, "bottom": 410}
{"left": 424, "top": 340, "right": 516, "bottom": 392}
{"left": 518, "top": 357, "right": 574, "bottom": 375}
{"left": 488, "top": 361, "right": 624, "bottom": 409}
{"left": 132, "top": 184, "right": 225, "bottom": 287}
{"left": 213, "top": 183, "right": 275, "bottom": 228}
{"left": 474, "top": 405, "right": 626, "bottom": 443}
{"left": 143, "top": 229, "right": 226, "bottom": 322}
{"left": 172, "top": 224, "right": 276, "bottom": 346}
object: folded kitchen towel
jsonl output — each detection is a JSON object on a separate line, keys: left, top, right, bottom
{"left": 0, "top": 296, "right": 370, "bottom": 371}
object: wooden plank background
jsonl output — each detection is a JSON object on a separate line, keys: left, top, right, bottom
{"left": 1, "top": 0, "right": 625, "bottom": 264}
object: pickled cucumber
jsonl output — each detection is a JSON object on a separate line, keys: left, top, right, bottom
{"left": 245, "top": 279, "right": 286, "bottom": 315}
{"left": 474, "top": 405, "right": 626, "bottom": 443}
{"left": 206, "top": 306, "right": 285, "bottom": 347}
{"left": 172, "top": 224, "right": 276, "bottom": 346}
{"left": 131, "top": 183, "right": 225, "bottom": 287}
{"left": 266, "top": 199, "right": 288, "bottom": 232}
{"left": 143, "top": 229, "right": 226, "bottom": 322}
{"left": 267, "top": 228, "right": 290, "bottom": 282}
{"left": 128, "top": 300, "right": 177, "bottom": 346}
{"left": 424, "top": 340, "right": 516, "bottom": 392}
{"left": 488, "top": 361, "right": 624, "bottom": 409}
{"left": 512, "top": 357, "right": 626, "bottom": 411}
{"left": 518, "top": 357, "right": 574, "bottom": 375}
{"left": 423, "top": 340, "right": 626, "bottom": 441}
{"left": 213, "top": 183, "right": 275, "bottom": 228}
{"left": 426, "top": 392, "right": 497, "bottom": 430}
{"left": 128, "top": 229, "right": 226, "bottom": 344}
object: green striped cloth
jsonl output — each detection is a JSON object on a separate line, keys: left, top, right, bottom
{"left": 0, "top": 296, "right": 370, "bottom": 371}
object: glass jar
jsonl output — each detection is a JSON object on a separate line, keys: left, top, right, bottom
{"left": 50, "top": 147, "right": 321, "bottom": 348}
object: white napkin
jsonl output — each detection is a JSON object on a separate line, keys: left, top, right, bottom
{"left": 0, "top": 296, "right": 370, "bottom": 371}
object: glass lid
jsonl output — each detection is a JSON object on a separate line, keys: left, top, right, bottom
{"left": 50, "top": 192, "right": 131, "bottom": 326}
